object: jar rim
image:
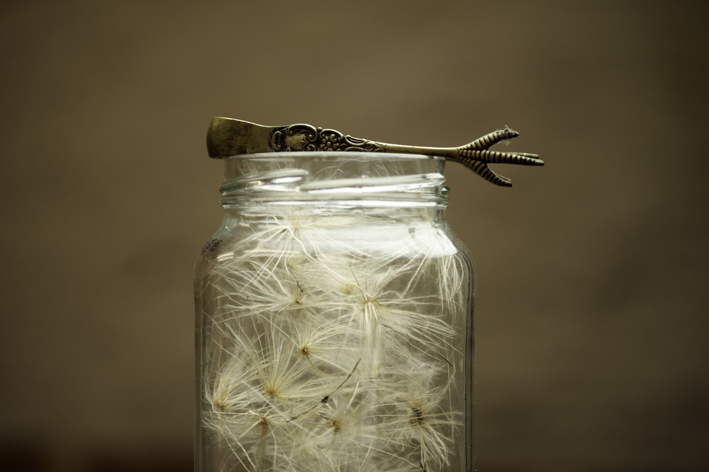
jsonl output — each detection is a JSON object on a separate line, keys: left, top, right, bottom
{"left": 219, "top": 152, "right": 449, "bottom": 207}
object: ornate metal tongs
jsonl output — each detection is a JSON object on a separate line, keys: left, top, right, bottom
{"left": 207, "top": 117, "right": 543, "bottom": 187}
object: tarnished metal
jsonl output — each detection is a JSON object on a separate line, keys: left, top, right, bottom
{"left": 207, "top": 117, "right": 543, "bottom": 187}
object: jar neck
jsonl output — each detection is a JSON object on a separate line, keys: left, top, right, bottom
{"left": 220, "top": 204, "right": 450, "bottom": 227}
{"left": 219, "top": 152, "right": 450, "bottom": 209}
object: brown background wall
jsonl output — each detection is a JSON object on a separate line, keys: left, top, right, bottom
{"left": 1, "top": 1, "right": 708, "bottom": 471}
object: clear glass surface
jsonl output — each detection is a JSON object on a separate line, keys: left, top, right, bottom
{"left": 195, "top": 152, "right": 475, "bottom": 471}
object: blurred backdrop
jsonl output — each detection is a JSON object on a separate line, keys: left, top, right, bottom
{"left": 1, "top": 1, "right": 708, "bottom": 471}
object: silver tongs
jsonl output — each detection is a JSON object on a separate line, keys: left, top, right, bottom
{"left": 207, "top": 117, "right": 543, "bottom": 187}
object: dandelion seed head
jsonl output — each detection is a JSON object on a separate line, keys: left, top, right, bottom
{"left": 362, "top": 297, "right": 382, "bottom": 326}
{"left": 338, "top": 282, "right": 355, "bottom": 295}
{"left": 287, "top": 254, "right": 306, "bottom": 270}
{"left": 329, "top": 415, "right": 345, "bottom": 434}
{"left": 409, "top": 405, "right": 424, "bottom": 427}
{"left": 198, "top": 201, "right": 470, "bottom": 470}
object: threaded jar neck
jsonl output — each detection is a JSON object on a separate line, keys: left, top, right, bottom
{"left": 219, "top": 152, "right": 449, "bottom": 208}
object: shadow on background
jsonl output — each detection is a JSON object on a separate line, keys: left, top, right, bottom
{"left": 0, "top": 1, "right": 708, "bottom": 471}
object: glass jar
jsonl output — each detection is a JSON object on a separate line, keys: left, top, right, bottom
{"left": 194, "top": 152, "right": 475, "bottom": 472}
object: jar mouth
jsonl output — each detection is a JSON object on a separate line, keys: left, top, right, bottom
{"left": 219, "top": 152, "right": 449, "bottom": 207}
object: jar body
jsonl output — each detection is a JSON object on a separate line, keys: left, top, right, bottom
{"left": 195, "top": 153, "right": 475, "bottom": 472}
